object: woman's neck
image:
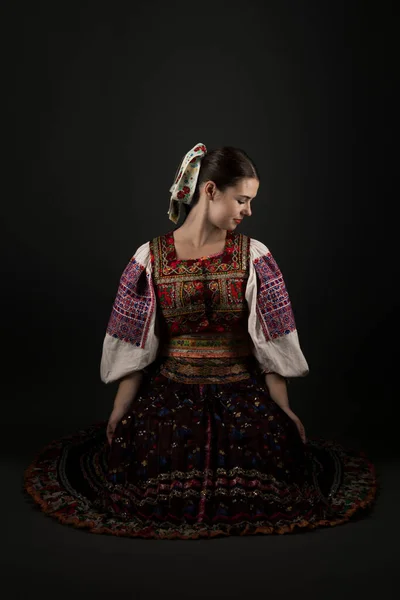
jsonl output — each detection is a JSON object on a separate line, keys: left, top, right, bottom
{"left": 174, "top": 206, "right": 226, "bottom": 249}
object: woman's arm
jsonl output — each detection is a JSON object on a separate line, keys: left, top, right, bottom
{"left": 107, "top": 371, "right": 144, "bottom": 445}
{"left": 113, "top": 371, "right": 144, "bottom": 412}
{"left": 265, "top": 373, "right": 293, "bottom": 416}
{"left": 266, "top": 372, "right": 307, "bottom": 443}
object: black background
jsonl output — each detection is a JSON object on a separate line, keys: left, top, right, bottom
{"left": 2, "top": 0, "right": 397, "bottom": 598}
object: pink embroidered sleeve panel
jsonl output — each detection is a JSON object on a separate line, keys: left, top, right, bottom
{"left": 245, "top": 238, "right": 309, "bottom": 378}
{"left": 100, "top": 242, "right": 159, "bottom": 384}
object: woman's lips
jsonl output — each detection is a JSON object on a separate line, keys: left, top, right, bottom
{"left": 233, "top": 219, "right": 242, "bottom": 224}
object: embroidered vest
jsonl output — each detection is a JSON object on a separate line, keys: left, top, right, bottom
{"left": 149, "top": 230, "right": 256, "bottom": 384}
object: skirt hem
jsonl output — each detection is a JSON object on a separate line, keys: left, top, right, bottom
{"left": 23, "top": 422, "right": 379, "bottom": 540}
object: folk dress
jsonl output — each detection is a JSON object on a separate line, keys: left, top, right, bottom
{"left": 24, "top": 230, "right": 377, "bottom": 539}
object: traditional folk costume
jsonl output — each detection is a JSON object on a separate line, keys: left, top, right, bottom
{"left": 25, "top": 144, "right": 377, "bottom": 539}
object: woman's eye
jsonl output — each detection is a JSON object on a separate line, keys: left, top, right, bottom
{"left": 237, "top": 200, "right": 245, "bottom": 205}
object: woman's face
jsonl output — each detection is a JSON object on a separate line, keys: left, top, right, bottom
{"left": 205, "top": 177, "right": 259, "bottom": 231}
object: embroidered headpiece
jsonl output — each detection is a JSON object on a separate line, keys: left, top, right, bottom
{"left": 168, "top": 142, "right": 207, "bottom": 224}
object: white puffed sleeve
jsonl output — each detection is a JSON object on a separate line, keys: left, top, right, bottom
{"left": 100, "top": 241, "right": 160, "bottom": 383}
{"left": 245, "top": 238, "right": 309, "bottom": 378}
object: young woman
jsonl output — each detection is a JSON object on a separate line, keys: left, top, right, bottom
{"left": 25, "top": 143, "right": 377, "bottom": 539}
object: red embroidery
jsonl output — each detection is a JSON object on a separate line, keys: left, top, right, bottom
{"left": 254, "top": 253, "right": 296, "bottom": 340}
{"left": 150, "top": 231, "right": 250, "bottom": 339}
{"left": 106, "top": 256, "right": 155, "bottom": 347}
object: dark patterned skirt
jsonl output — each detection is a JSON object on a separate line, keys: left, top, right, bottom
{"left": 24, "top": 365, "right": 378, "bottom": 539}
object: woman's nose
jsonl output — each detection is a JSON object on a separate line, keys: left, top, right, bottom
{"left": 242, "top": 205, "right": 252, "bottom": 217}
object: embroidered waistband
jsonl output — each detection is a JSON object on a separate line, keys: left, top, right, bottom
{"left": 160, "top": 334, "right": 254, "bottom": 384}
{"left": 162, "top": 333, "right": 252, "bottom": 359}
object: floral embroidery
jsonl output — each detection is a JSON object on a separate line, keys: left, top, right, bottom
{"left": 150, "top": 231, "right": 250, "bottom": 340}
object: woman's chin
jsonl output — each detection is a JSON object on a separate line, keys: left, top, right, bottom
{"left": 226, "top": 221, "right": 237, "bottom": 230}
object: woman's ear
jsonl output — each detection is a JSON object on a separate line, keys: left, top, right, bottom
{"left": 204, "top": 181, "right": 216, "bottom": 200}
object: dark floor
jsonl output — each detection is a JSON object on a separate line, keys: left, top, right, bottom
{"left": 2, "top": 428, "right": 398, "bottom": 600}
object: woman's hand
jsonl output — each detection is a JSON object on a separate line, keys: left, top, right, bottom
{"left": 283, "top": 408, "right": 307, "bottom": 444}
{"left": 264, "top": 373, "right": 307, "bottom": 444}
{"left": 106, "top": 405, "right": 128, "bottom": 446}
{"left": 107, "top": 371, "right": 144, "bottom": 445}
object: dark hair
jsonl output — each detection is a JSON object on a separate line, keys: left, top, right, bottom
{"left": 179, "top": 146, "right": 259, "bottom": 222}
